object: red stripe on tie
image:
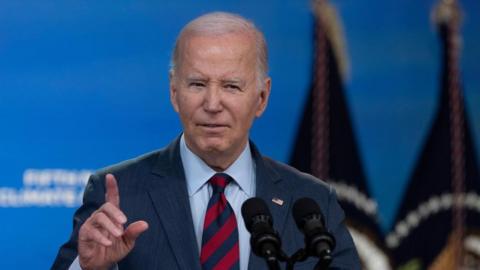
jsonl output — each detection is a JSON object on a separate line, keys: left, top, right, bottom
{"left": 200, "top": 214, "right": 237, "bottom": 263}
{"left": 203, "top": 196, "right": 227, "bottom": 229}
{"left": 210, "top": 176, "right": 227, "bottom": 188}
{"left": 212, "top": 242, "right": 240, "bottom": 270}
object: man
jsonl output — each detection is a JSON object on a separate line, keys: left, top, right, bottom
{"left": 52, "top": 12, "right": 360, "bottom": 270}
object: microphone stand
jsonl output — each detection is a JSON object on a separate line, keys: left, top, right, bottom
{"left": 265, "top": 257, "right": 280, "bottom": 270}
{"left": 263, "top": 249, "right": 280, "bottom": 270}
{"left": 283, "top": 247, "right": 332, "bottom": 270}
{"left": 256, "top": 239, "right": 332, "bottom": 269}
{"left": 286, "top": 248, "right": 307, "bottom": 270}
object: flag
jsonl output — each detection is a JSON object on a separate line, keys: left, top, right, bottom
{"left": 386, "top": 1, "right": 480, "bottom": 269}
{"left": 289, "top": 1, "right": 392, "bottom": 268}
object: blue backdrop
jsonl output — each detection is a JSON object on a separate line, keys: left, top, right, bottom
{"left": 0, "top": 1, "right": 479, "bottom": 269}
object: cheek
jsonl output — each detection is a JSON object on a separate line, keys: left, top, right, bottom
{"left": 177, "top": 94, "right": 195, "bottom": 115}
{"left": 231, "top": 103, "right": 258, "bottom": 128}
{"left": 175, "top": 96, "right": 194, "bottom": 124}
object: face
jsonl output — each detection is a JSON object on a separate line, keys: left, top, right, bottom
{"left": 170, "top": 32, "right": 271, "bottom": 168}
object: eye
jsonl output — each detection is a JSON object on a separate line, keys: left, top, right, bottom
{"left": 224, "top": 84, "right": 241, "bottom": 91}
{"left": 189, "top": 82, "right": 206, "bottom": 88}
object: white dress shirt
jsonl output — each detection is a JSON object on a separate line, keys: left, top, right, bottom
{"left": 69, "top": 135, "right": 255, "bottom": 270}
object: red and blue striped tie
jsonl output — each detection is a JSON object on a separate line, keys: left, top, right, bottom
{"left": 200, "top": 173, "right": 240, "bottom": 270}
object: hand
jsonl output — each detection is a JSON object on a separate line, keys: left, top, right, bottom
{"left": 78, "top": 174, "right": 149, "bottom": 270}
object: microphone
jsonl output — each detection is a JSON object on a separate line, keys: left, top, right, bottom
{"left": 292, "top": 197, "right": 335, "bottom": 268}
{"left": 241, "top": 198, "right": 282, "bottom": 266}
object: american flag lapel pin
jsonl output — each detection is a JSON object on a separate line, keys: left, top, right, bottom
{"left": 272, "top": 197, "right": 284, "bottom": 206}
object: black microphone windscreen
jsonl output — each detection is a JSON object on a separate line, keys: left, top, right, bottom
{"left": 292, "top": 197, "right": 322, "bottom": 229}
{"left": 241, "top": 197, "right": 272, "bottom": 231}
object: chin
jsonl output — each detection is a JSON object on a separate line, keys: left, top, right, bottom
{"left": 201, "top": 141, "right": 228, "bottom": 154}
{"left": 188, "top": 135, "right": 224, "bottom": 152}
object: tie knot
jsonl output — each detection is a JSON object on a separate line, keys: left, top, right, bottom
{"left": 208, "top": 173, "right": 232, "bottom": 194}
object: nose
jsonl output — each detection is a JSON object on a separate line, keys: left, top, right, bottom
{"left": 203, "top": 85, "right": 223, "bottom": 113}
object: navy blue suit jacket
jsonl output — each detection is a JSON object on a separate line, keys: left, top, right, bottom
{"left": 52, "top": 138, "right": 360, "bottom": 269}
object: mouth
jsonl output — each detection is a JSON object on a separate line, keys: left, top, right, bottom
{"left": 199, "top": 124, "right": 227, "bottom": 127}
{"left": 197, "top": 123, "right": 229, "bottom": 131}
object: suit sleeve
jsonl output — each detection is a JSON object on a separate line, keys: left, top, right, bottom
{"left": 51, "top": 174, "right": 106, "bottom": 270}
{"left": 325, "top": 186, "right": 361, "bottom": 270}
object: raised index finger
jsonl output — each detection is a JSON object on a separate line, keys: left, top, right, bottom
{"left": 105, "top": 173, "right": 120, "bottom": 208}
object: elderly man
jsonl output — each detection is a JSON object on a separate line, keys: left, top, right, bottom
{"left": 52, "top": 12, "right": 360, "bottom": 270}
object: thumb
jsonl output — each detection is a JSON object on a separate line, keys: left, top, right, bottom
{"left": 123, "top": 220, "right": 149, "bottom": 247}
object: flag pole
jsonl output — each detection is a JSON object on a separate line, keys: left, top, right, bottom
{"left": 432, "top": 0, "right": 464, "bottom": 267}
{"left": 310, "top": 0, "right": 348, "bottom": 180}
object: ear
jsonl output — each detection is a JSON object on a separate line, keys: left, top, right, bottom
{"left": 169, "top": 71, "right": 180, "bottom": 113}
{"left": 255, "top": 77, "right": 271, "bottom": 118}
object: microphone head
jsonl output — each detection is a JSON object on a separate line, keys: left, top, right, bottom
{"left": 293, "top": 197, "right": 335, "bottom": 261}
{"left": 292, "top": 197, "right": 323, "bottom": 229}
{"left": 241, "top": 197, "right": 272, "bottom": 232}
{"left": 241, "top": 197, "right": 282, "bottom": 259}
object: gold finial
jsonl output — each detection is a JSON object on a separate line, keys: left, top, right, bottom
{"left": 432, "top": 0, "right": 462, "bottom": 27}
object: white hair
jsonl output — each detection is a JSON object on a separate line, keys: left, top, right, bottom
{"left": 170, "top": 12, "right": 268, "bottom": 81}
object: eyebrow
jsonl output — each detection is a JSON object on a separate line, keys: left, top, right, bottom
{"left": 221, "top": 78, "right": 245, "bottom": 86}
{"left": 185, "top": 76, "right": 246, "bottom": 86}
{"left": 222, "top": 79, "right": 241, "bottom": 83}
{"left": 185, "top": 76, "right": 208, "bottom": 82}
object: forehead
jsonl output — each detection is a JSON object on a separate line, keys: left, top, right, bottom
{"left": 177, "top": 32, "right": 257, "bottom": 71}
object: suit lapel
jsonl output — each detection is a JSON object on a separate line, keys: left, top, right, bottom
{"left": 248, "top": 142, "right": 293, "bottom": 270}
{"left": 148, "top": 138, "right": 201, "bottom": 270}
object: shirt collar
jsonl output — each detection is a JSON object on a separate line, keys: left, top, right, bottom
{"left": 179, "top": 134, "right": 254, "bottom": 197}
